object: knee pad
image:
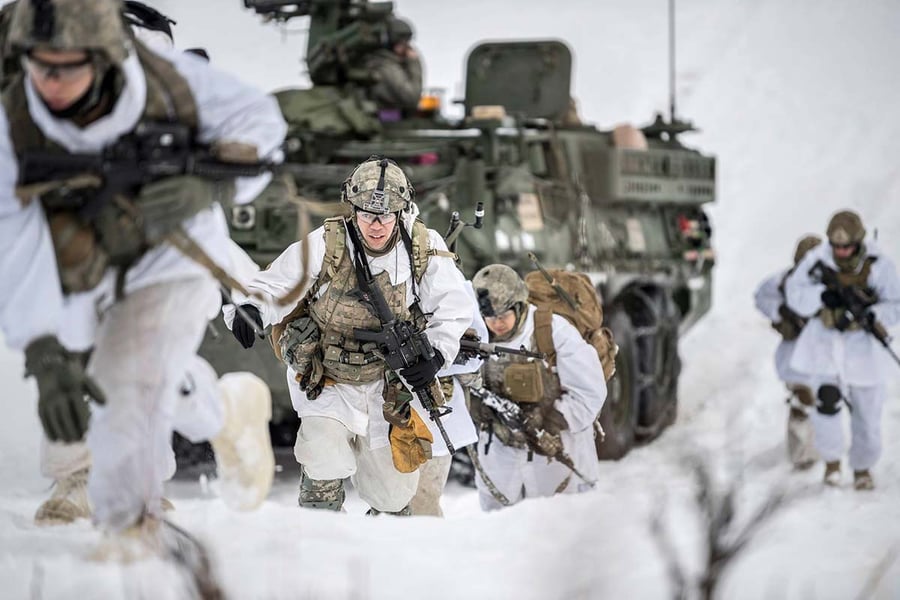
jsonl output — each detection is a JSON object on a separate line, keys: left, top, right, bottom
{"left": 298, "top": 469, "right": 345, "bottom": 511}
{"left": 816, "top": 385, "right": 843, "bottom": 415}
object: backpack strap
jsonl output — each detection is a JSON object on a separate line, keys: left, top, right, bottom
{"left": 270, "top": 219, "right": 346, "bottom": 360}
{"left": 133, "top": 39, "right": 199, "bottom": 128}
{"left": 410, "top": 219, "right": 456, "bottom": 283}
{"left": 533, "top": 307, "right": 556, "bottom": 368}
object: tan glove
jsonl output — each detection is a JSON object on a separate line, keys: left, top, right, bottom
{"left": 388, "top": 408, "right": 434, "bottom": 473}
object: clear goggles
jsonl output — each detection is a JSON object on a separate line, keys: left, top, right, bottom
{"left": 355, "top": 210, "right": 398, "bottom": 225}
{"left": 22, "top": 53, "right": 93, "bottom": 83}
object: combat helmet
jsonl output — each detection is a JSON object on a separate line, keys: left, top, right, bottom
{"left": 826, "top": 210, "right": 865, "bottom": 246}
{"left": 387, "top": 17, "right": 414, "bottom": 45}
{"left": 826, "top": 210, "right": 866, "bottom": 271}
{"left": 472, "top": 264, "right": 529, "bottom": 317}
{"left": 793, "top": 234, "right": 822, "bottom": 265}
{"left": 7, "top": 0, "right": 130, "bottom": 65}
{"left": 341, "top": 156, "right": 414, "bottom": 215}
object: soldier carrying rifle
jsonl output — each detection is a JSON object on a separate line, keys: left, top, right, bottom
{"left": 785, "top": 210, "right": 900, "bottom": 490}
{"left": 467, "top": 264, "right": 606, "bottom": 510}
{"left": 232, "top": 156, "right": 474, "bottom": 515}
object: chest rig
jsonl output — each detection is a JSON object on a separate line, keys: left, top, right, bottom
{"left": 3, "top": 39, "right": 198, "bottom": 294}
{"left": 477, "top": 325, "right": 562, "bottom": 449}
{"left": 818, "top": 256, "right": 878, "bottom": 331}
{"left": 273, "top": 216, "right": 445, "bottom": 384}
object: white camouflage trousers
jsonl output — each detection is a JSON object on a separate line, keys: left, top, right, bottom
{"left": 294, "top": 415, "right": 419, "bottom": 512}
{"left": 474, "top": 431, "right": 588, "bottom": 511}
{"left": 811, "top": 384, "right": 884, "bottom": 471}
{"left": 86, "top": 277, "right": 224, "bottom": 530}
{"left": 40, "top": 355, "right": 221, "bottom": 483}
{"left": 410, "top": 454, "right": 453, "bottom": 517}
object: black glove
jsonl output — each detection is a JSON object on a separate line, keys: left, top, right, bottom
{"left": 400, "top": 349, "right": 444, "bottom": 390}
{"left": 232, "top": 304, "right": 263, "bottom": 349}
{"left": 821, "top": 288, "right": 844, "bottom": 309}
{"left": 24, "top": 336, "right": 106, "bottom": 443}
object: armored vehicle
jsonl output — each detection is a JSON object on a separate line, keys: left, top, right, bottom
{"left": 198, "top": 0, "right": 716, "bottom": 460}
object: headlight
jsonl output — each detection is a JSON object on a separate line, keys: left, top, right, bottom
{"left": 231, "top": 205, "right": 256, "bottom": 230}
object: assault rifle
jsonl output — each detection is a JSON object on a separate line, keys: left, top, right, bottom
{"left": 469, "top": 387, "right": 594, "bottom": 485}
{"left": 810, "top": 260, "right": 900, "bottom": 367}
{"left": 17, "top": 121, "right": 278, "bottom": 221}
{"left": 345, "top": 222, "right": 455, "bottom": 453}
{"left": 457, "top": 336, "right": 545, "bottom": 362}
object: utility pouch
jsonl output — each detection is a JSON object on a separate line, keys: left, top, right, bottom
{"left": 503, "top": 361, "right": 545, "bottom": 404}
{"left": 280, "top": 316, "right": 326, "bottom": 398}
{"left": 48, "top": 212, "right": 109, "bottom": 293}
{"left": 136, "top": 175, "right": 235, "bottom": 243}
{"left": 438, "top": 375, "right": 455, "bottom": 403}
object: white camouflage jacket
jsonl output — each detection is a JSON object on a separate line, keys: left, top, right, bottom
{"left": 0, "top": 44, "right": 286, "bottom": 350}
{"left": 785, "top": 240, "right": 900, "bottom": 386}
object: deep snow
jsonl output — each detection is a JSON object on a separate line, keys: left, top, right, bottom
{"left": 1, "top": 1, "right": 899, "bottom": 598}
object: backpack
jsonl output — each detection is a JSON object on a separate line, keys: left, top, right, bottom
{"left": 524, "top": 269, "right": 618, "bottom": 382}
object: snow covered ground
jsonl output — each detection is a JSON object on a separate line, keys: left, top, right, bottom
{"left": 2, "top": 0, "right": 900, "bottom": 598}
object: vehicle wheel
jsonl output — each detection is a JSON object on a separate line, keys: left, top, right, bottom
{"left": 636, "top": 295, "right": 680, "bottom": 434}
{"left": 596, "top": 309, "right": 638, "bottom": 460}
{"left": 448, "top": 448, "right": 476, "bottom": 488}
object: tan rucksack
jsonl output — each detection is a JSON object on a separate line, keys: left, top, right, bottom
{"left": 525, "top": 269, "right": 618, "bottom": 381}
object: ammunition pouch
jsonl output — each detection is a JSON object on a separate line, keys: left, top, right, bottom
{"left": 382, "top": 373, "right": 414, "bottom": 428}
{"left": 503, "top": 361, "right": 545, "bottom": 404}
{"left": 280, "top": 316, "right": 326, "bottom": 399}
{"left": 321, "top": 330, "right": 382, "bottom": 367}
{"left": 818, "top": 307, "right": 862, "bottom": 332}
{"left": 438, "top": 375, "right": 455, "bottom": 404}
{"left": 48, "top": 212, "right": 110, "bottom": 293}
{"left": 136, "top": 175, "right": 235, "bottom": 244}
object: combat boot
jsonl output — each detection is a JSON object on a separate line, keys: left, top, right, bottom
{"left": 298, "top": 468, "right": 345, "bottom": 511}
{"left": 34, "top": 467, "right": 91, "bottom": 525}
{"left": 853, "top": 470, "right": 875, "bottom": 491}
{"left": 823, "top": 461, "right": 842, "bottom": 487}
{"left": 366, "top": 505, "right": 412, "bottom": 516}
{"left": 211, "top": 372, "right": 275, "bottom": 510}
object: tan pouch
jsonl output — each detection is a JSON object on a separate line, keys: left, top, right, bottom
{"left": 503, "top": 361, "right": 545, "bottom": 404}
{"left": 48, "top": 212, "right": 109, "bottom": 293}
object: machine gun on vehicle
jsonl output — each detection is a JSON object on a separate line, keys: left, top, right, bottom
{"left": 242, "top": 0, "right": 395, "bottom": 86}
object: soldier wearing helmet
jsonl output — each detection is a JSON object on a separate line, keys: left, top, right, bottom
{"left": 231, "top": 156, "right": 475, "bottom": 515}
{"left": 785, "top": 210, "right": 900, "bottom": 490}
{"left": 364, "top": 16, "right": 423, "bottom": 116}
{"left": 0, "top": 0, "right": 286, "bottom": 551}
{"left": 754, "top": 234, "right": 823, "bottom": 470}
{"left": 468, "top": 264, "right": 606, "bottom": 510}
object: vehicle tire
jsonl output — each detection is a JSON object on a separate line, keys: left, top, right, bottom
{"left": 636, "top": 295, "right": 680, "bottom": 435}
{"left": 596, "top": 309, "right": 638, "bottom": 460}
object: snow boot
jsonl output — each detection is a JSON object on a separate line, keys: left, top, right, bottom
{"left": 823, "top": 461, "right": 842, "bottom": 487}
{"left": 34, "top": 467, "right": 91, "bottom": 525}
{"left": 366, "top": 505, "right": 412, "bottom": 516}
{"left": 853, "top": 470, "right": 875, "bottom": 491}
{"left": 211, "top": 372, "right": 275, "bottom": 510}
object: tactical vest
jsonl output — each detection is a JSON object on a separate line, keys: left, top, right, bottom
{"left": 477, "top": 320, "right": 562, "bottom": 449}
{"left": 818, "top": 256, "right": 878, "bottom": 331}
{"left": 2, "top": 39, "right": 198, "bottom": 294}
{"left": 272, "top": 217, "right": 450, "bottom": 384}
